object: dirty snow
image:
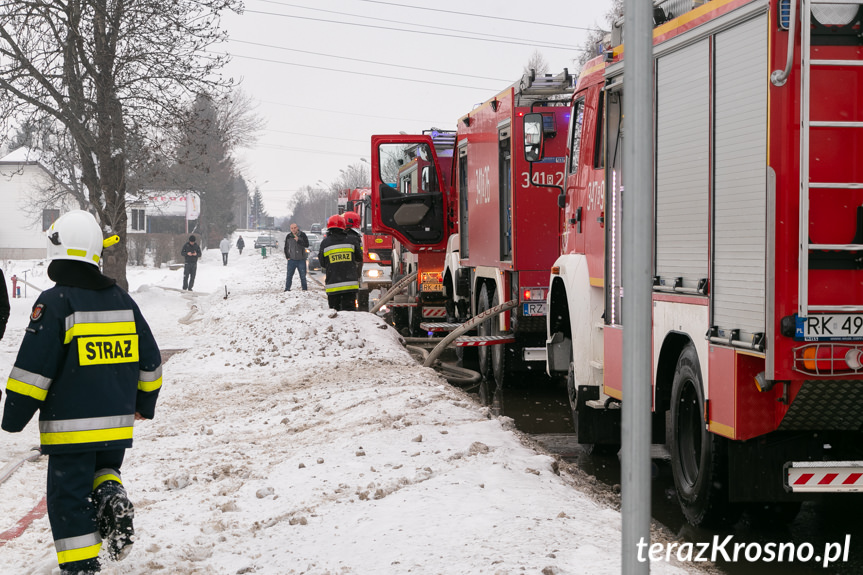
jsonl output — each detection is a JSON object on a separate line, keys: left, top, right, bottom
{"left": 0, "top": 237, "right": 715, "bottom": 574}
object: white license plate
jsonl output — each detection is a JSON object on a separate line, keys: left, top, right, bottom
{"left": 422, "top": 283, "right": 443, "bottom": 292}
{"left": 523, "top": 302, "right": 546, "bottom": 316}
{"left": 796, "top": 314, "right": 863, "bottom": 341}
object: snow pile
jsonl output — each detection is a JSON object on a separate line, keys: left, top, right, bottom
{"left": 0, "top": 246, "right": 710, "bottom": 574}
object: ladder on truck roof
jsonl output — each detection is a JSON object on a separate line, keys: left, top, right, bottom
{"left": 798, "top": 0, "right": 863, "bottom": 316}
{"left": 513, "top": 69, "right": 574, "bottom": 106}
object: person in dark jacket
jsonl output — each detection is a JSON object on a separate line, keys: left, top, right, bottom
{"left": 0, "top": 267, "right": 9, "bottom": 342}
{"left": 1, "top": 210, "right": 162, "bottom": 575}
{"left": 284, "top": 223, "right": 310, "bottom": 291}
{"left": 343, "top": 211, "right": 364, "bottom": 310}
{"left": 180, "top": 235, "right": 202, "bottom": 291}
{"left": 236, "top": 235, "right": 245, "bottom": 255}
{"left": 319, "top": 214, "right": 363, "bottom": 311}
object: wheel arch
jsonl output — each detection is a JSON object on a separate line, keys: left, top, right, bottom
{"left": 548, "top": 275, "right": 570, "bottom": 339}
{"left": 655, "top": 332, "right": 696, "bottom": 414}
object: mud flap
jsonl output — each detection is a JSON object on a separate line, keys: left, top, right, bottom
{"left": 576, "top": 385, "right": 621, "bottom": 446}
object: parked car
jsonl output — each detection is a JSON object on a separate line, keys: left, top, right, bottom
{"left": 254, "top": 234, "right": 278, "bottom": 249}
{"left": 309, "top": 223, "right": 322, "bottom": 234}
{"left": 307, "top": 238, "right": 323, "bottom": 270}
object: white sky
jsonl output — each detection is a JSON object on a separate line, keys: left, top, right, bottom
{"left": 217, "top": 0, "right": 612, "bottom": 217}
{"left": 0, "top": 242, "right": 713, "bottom": 575}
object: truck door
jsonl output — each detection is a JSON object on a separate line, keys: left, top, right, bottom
{"left": 371, "top": 135, "right": 451, "bottom": 252}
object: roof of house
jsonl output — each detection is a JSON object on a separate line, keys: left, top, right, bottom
{"left": 0, "top": 146, "right": 43, "bottom": 164}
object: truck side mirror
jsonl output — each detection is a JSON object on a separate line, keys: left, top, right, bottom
{"left": 523, "top": 113, "right": 545, "bottom": 162}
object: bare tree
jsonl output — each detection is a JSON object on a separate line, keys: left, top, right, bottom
{"left": 332, "top": 162, "right": 371, "bottom": 192}
{"left": 576, "top": 0, "right": 623, "bottom": 70}
{"left": 523, "top": 49, "right": 550, "bottom": 77}
{"left": 0, "top": 0, "right": 241, "bottom": 288}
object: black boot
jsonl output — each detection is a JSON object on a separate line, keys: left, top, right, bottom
{"left": 60, "top": 557, "right": 100, "bottom": 574}
{"left": 93, "top": 482, "right": 135, "bottom": 561}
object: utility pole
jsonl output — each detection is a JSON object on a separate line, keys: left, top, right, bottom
{"left": 622, "top": 0, "right": 653, "bottom": 573}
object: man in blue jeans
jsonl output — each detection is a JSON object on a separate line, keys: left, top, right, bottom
{"left": 284, "top": 223, "right": 309, "bottom": 291}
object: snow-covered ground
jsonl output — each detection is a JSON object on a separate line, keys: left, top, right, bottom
{"left": 0, "top": 238, "right": 715, "bottom": 574}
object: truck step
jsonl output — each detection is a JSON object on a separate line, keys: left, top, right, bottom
{"left": 454, "top": 335, "right": 516, "bottom": 347}
{"left": 585, "top": 399, "right": 621, "bottom": 410}
{"left": 590, "top": 360, "right": 604, "bottom": 371}
{"left": 786, "top": 461, "right": 863, "bottom": 493}
{"left": 419, "top": 322, "right": 462, "bottom": 332}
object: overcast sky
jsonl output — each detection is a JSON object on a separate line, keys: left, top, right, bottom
{"left": 217, "top": 0, "right": 612, "bottom": 219}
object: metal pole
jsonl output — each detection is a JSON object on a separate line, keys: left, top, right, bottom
{"left": 622, "top": 0, "right": 653, "bottom": 572}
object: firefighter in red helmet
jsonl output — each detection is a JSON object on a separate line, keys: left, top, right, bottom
{"left": 342, "top": 211, "right": 364, "bottom": 310}
{"left": 319, "top": 214, "right": 363, "bottom": 311}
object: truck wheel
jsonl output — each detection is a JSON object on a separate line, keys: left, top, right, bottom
{"left": 477, "top": 284, "right": 493, "bottom": 378}
{"left": 670, "top": 344, "right": 738, "bottom": 527}
{"left": 357, "top": 289, "right": 370, "bottom": 312}
{"left": 490, "top": 290, "right": 513, "bottom": 387}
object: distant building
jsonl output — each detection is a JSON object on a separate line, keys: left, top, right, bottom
{"left": 0, "top": 147, "right": 67, "bottom": 259}
{"left": 126, "top": 190, "right": 200, "bottom": 235}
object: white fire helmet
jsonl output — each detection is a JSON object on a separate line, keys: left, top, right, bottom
{"left": 46, "top": 210, "right": 117, "bottom": 267}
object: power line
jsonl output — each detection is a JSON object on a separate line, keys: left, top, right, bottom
{"left": 223, "top": 52, "right": 499, "bottom": 90}
{"left": 352, "top": 0, "right": 604, "bottom": 32}
{"left": 231, "top": 39, "right": 512, "bottom": 83}
{"left": 242, "top": 9, "right": 584, "bottom": 51}
{"left": 263, "top": 128, "right": 368, "bottom": 143}
{"left": 254, "top": 0, "right": 584, "bottom": 48}
{"left": 255, "top": 100, "right": 450, "bottom": 125}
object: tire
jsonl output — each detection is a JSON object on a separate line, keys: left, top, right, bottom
{"left": 670, "top": 344, "right": 738, "bottom": 527}
{"left": 390, "top": 272, "right": 409, "bottom": 335}
{"left": 357, "top": 289, "right": 370, "bottom": 312}
{"left": 490, "top": 289, "right": 513, "bottom": 387}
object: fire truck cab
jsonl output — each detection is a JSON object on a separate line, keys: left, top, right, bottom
{"left": 528, "top": 0, "right": 863, "bottom": 526}
{"left": 370, "top": 130, "right": 456, "bottom": 335}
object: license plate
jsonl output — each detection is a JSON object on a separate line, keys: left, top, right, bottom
{"left": 422, "top": 282, "right": 443, "bottom": 292}
{"left": 796, "top": 314, "right": 863, "bottom": 341}
{"left": 523, "top": 302, "right": 546, "bottom": 316}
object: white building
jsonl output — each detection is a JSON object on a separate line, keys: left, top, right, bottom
{"left": 0, "top": 147, "right": 66, "bottom": 260}
{"left": 126, "top": 190, "right": 200, "bottom": 235}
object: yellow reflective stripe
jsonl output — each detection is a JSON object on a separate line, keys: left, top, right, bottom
{"left": 6, "top": 367, "right": 52, "bottom": 401}
{"left": 66, "top": 248, "right": 87, "bottom": 258}
{"left": 325, "top": 283, "right": 359, "bottom": 293}
{"left": 64, "top": 310, "right": 136, "bottom": 344}
{"left": 57, "top": 543, "right": 102, "bottom": 564}
{"left": 77, "top": 334, "right": 139, "bottom": 365}
{"left": 324, "top": 247, "right": 354, "bottom": 256}
{"left": 6, "top": 377, "right": 49, "bottom": 401}
{"left": 138, "top": 376, "right": 162, "bottom": 392}
{"left": 40, "top": 415, "right": 135, "bottom": 446}
{"left": 93, "top": 468, "right": 122, "bottom": 490}
{"left": 64, "top": 321, "right": 136, "bottom": 344}
{"left": 41, "top": 426, "right": 134, "bottom": 446}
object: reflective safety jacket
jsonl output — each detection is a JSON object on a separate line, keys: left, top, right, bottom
{"left": 2, "top": 266, "right": 162, "bottom": 455}
{"left": 319, "top": 229, "right": 363, "bottom": 294}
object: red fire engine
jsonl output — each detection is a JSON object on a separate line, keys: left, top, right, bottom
{"left": 371, "top": 130, "right": 456, "bottom": 335}
{"left": 371, "top": 73, "right": 574, "bottom": 398}
{"left": 344, "top": 188, "right": 393, "bottom": 308}
{"left": 525, "top": 0, "right": 863, "bottom": 525}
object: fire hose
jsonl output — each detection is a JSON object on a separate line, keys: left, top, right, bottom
{"left": 423, "top": 298, "right": 518, "bottom": 368}
{"left": 369, "top": 271, "right": 419, "bottom": 314}
{"left": 0, "top": 447, "right": 41, "bottom": 486}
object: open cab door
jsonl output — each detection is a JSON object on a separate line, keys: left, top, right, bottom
{"left": 370, "top": 134, "right": 451, "bottom": 252}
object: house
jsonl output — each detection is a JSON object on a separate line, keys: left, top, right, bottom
{"left": 0, "top": 147, "right": 65, "bottom": 260}
{"left": 126, "top": 190, "right": 200, "bottom": 235}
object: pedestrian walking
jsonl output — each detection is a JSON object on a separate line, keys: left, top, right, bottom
{"left": 219, "top": 236, "right": 231, "bottom": 266}
{"left": 319, "top": 214, "right": 362, "bottom": 311}
{"left": 236, "top": 235, "right": 245, "bottom": 255}
{"left": 284, "top": 223, "right": 309, "bottom": 291}
{"left": 180, "top": 235, "right": 202, "bottom": 291}
{"left": 1, "top": 210, "right": 162, "bottom": 575}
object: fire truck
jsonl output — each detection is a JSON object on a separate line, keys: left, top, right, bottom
{"left": 371, "top": 130, "right": 456, "bottom": 335}
{"left": 344, "top": 188, "right": 393, "bottom": 308}
{"left": 371, "top": 73, "right": 574, "bottom": 398}
{"left": 524, "top": 0, "right": 863, "bottom": 525}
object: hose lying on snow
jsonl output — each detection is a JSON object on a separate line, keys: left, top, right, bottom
{"left": 406, "top": 344, "right": 481, "bottom": 386}
{"left": 0, "top": 447, "right": 42, "bottom": 486}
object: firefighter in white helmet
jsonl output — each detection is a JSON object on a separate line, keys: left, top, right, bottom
{"left": 1, "top": 210, "right": 162, "bottom": 574}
